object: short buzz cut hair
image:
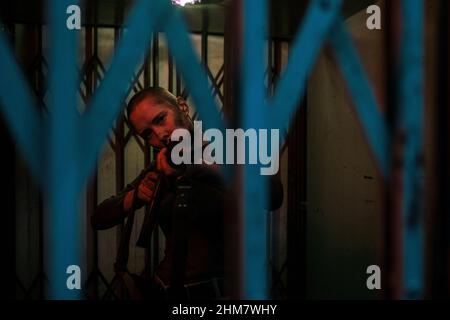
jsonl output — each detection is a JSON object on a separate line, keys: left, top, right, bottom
{"left": 126, "top": 86, "right": 180, "bottom": 132}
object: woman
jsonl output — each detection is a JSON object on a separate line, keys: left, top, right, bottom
{"left": 92, "top": 87, "right": 227, "bottom": 300}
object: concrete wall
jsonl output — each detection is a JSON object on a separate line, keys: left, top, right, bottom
{"left": 306, "top": 2, "right": 385, "bottom": 299}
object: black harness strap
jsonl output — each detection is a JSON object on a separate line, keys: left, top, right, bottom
{"left": 170, "top": 176, "right": 192, "bottom": 290}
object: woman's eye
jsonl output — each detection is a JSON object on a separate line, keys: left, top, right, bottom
{"left": 155, "top": 114, "right": 165, "bottom": 124}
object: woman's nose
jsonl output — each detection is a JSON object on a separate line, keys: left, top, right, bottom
{"left": 153, "top": 128, "right": 169, "bottom": 145}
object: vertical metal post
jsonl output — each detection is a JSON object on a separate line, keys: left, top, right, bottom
{"left": 430, "top": 0, "right": 450, "bottom": 299}
{"left": 1, "top": 22, "right": 16, "bottom": 300}
{"left": 112, "top": 27, "right": 126, "bottom": 264}
{"left": 85, "top": 25, "right": 99, "bottom": 300}
{"left": 176, "top": 69, "right": 182, "bottom": 97}
{"left": 383, "top": 0, "right": 402, "bottom": 299}
{"left": 141, "top": 53, "right": 155, "bottom": 276}
{"left": 242, "top": 0, "right": 269, "bottom": 299}
{"left": 399, "top": 0, "right": 425, "bottom": 299}
{"left": 223, "top": 0, "right": 243, "bottom": 298}
{"left": 266, "top": 38, "right": 274, "bottom": 298}
{"left": 46, "top": 0, "right": 82, "bottom": 299}
{"left": 267, "top": 40, "right": 272, "bottom": 92}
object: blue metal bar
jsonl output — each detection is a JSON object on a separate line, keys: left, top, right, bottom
{"left": 163, "top": 5, "right": 233, "bottom": 183}
{"left": 242, "top": 0, "right": 269, "bottom": 299}
{"left": 329, "top": 18, "right": 390, "bottom": 179}
{"left": 46, "top": 0, "right": 82, "bottom": 299}
{"left": 0, "top": 32, "right": 44, "bottom": 182}
{"left": 399, "top": 0, "right": 424, "bottom": 299}
{"left": 80, "top": 0, "right": 165, "bottom": 180}
{"left": 164, "top": 7, "right": 224, "bottom": 132}
{"left": 268, "top": 0, "right": 342, "bottom": 138}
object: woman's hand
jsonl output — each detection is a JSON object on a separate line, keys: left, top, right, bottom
{"left": 123, "top": 171, "right": 159, "bottom": 211}
{"left": 156, "top": 147, "right": 183, "bottom": 177}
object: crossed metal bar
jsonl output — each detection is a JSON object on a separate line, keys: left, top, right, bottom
{"left": 0, "top": 0, "right": 424, "bottom": 299}
{"left": 398, "top": 0, "right": 424, "bottom": 298}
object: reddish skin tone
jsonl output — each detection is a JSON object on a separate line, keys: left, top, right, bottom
{"left": 123, "top": 96, "right": 188, "bottom": 211}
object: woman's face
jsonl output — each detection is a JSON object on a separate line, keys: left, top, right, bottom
{"left": 129, "top": 96, "right": 187, "bottom": 149}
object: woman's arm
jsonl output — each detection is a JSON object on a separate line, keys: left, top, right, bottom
{"left": 91, "top": 165, "right": 156, "bottom": 230}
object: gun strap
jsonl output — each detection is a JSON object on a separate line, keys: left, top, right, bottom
{"left": 115, "top": 174, "right": 161, "bottom": 272}
{"left": 136, "top": 176, "right": 162, "bottom": 248}
{"left": 114, "top": 209, "right": 135, "bottom": 272}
